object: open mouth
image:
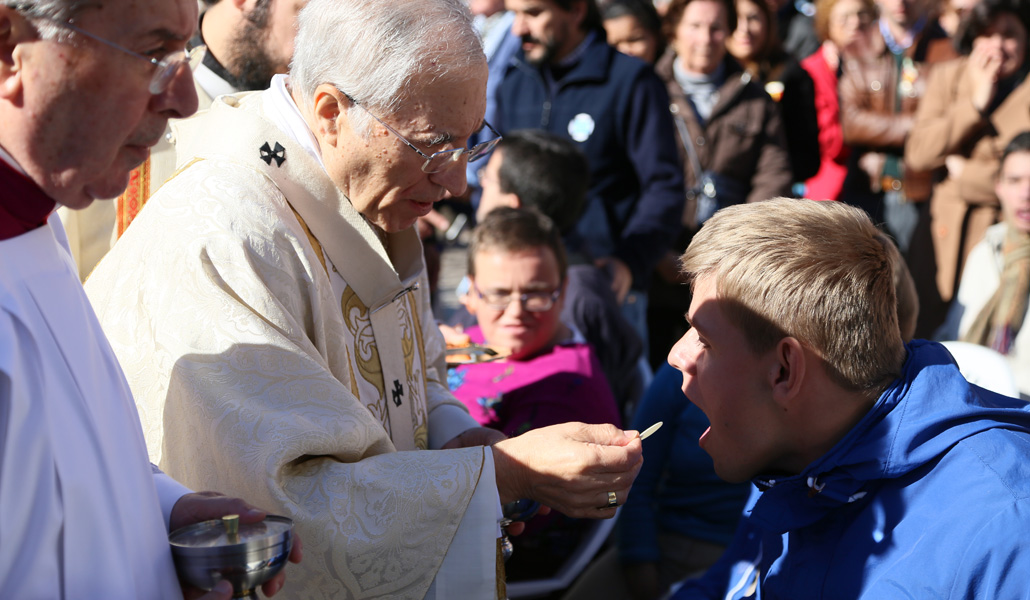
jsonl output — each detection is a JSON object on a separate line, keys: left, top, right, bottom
{"left": 699, "top": 425, "right": 712, "bottom": 448}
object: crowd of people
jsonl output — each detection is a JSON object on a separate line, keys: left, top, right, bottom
{"left": 1, "top": 0, "right": 1029, "bottom": 599}
{"left": 458, "top": 0, "right": 1029, "bottom": 397}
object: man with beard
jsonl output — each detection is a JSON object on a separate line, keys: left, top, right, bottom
{"left": 496, "top": 0, "right": 685, "bottom": 356}
{"left": 58, "top": 0, "right": 307, "bottom": 279}
{"left": 197, "top": 0, "right": 302, "bottom": 93}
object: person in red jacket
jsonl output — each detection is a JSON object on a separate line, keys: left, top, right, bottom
{"left": 800, "top": 0, "right": 877, "bottom": 201}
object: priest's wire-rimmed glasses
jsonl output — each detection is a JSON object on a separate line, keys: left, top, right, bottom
{"left": 21, "top": 9, "right": 191, "bottom": 95}
{"left": 341, "top": 91, "right": 502, "bottom": 174}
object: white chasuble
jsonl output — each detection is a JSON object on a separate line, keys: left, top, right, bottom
{"left": 0, "top": 218, "right": 184, "bottom": 598}
{"left": 85, "top": 91, "right": 500, "bottom": 599}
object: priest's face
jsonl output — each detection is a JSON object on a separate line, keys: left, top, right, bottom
{"left": 325, "top": 65, "right": 488, "bottom": 233}
{"left": 1, "top": 0, "right": 199, "bottom": 208}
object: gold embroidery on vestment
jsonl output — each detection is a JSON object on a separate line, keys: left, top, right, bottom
{"left": 341, "top": 287, "right": 387, "bottom": 430}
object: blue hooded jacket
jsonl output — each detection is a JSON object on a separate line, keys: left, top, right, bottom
{"left": 673, "top": 340, "right": 1030, "bottom": 599}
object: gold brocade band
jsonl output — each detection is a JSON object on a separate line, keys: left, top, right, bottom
{"left": 496, "top": 537, "right": 507, "bottom": 600}
{"left": 116, "top": 155, "right": 151, "bottom": 237}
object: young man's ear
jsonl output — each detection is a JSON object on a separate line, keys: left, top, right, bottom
{"left": 768, "top": 336, "right": 806, "bottom": 409}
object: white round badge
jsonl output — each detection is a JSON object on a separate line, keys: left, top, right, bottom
{"left": 567, "top": 113, "right": 595, "bottom": 142}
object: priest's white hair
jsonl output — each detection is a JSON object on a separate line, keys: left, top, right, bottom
{"left": 2, "top": 0, "right": 89, "bottom": 40}
{"left": 290, "top": 0, "right": 484, "bottom": 135}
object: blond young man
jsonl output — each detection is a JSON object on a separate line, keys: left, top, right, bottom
{"left": 667, "top": 199, "right": 1030, "bottom": 599}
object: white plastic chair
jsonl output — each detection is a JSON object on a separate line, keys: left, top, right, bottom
{"left": 507, "top": 508, "right": 620, "bottom": 599}
{"left": 940, "top": 341, "right": 1020, "bottom": 398}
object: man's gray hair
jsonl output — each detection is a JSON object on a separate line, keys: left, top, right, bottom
{"left": 2, "top": 0, "right": 88, "bottom": 40}
{"left": 290, "top": 0, "right": 484, "bottom": 134}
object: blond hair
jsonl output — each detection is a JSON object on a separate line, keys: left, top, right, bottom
{"left": 680, "top": 198, "right": 906, "bottom": 395}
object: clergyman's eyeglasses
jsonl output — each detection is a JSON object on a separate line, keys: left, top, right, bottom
{"left": 342, "top": 92, "right": 502, "bottom": 174}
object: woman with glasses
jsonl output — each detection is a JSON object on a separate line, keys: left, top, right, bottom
{"left": 447, "top": 208, "right": 621, "bottom": 582}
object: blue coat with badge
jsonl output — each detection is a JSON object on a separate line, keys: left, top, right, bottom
{"left": 496, "top": 32, "right": 685, "bottom": 291}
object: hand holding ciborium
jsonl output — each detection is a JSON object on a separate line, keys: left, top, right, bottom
{"left": 169, "top": 514, "right": 294, "bottom": 599}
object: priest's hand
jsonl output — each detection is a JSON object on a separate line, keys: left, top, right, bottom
{"left": 491, "top": 422, "right": 643, "bottom": 519}
{"left": 442, "top": 426, "right": 508, "bottom": 449}
{"left": 173, "top": 491, "right": 303, "bottom": 599}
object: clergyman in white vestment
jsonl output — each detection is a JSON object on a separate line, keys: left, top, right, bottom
{"left": 0, "top": 162, "right": 188, "bottom": 599}
{"left": 0, "top": 1, "right": 299, "bottom": 597}
{"left": 85, "top": 0, "right": 645, "bottom": 598}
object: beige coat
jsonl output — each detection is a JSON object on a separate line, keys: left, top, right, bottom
{"left": 85, "top": 92, "right": 496, "bottom": 599}
{"left": 906, "top": 57, "right": 1030, "bottom": 300}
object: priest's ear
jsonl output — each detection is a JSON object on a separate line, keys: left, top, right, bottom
{"left": 311, "top": 83, "right": 346, "bottom": 147}
{"left": 0, "top": 6, "right": 33, "bottom": 101}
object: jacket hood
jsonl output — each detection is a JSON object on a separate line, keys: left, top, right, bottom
{"left": 749, "top": 340, "right": 1030, "bottom": 533}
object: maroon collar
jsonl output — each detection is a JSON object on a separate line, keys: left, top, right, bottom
{"left": 0, "top": 158, "right": 56, "bottom": 241}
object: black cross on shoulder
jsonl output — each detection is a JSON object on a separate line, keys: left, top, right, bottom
{"left": 259, "top": 141, "right": 286, "bottom": 167}
{"left": 392, "top": 379, "right": 404, "bottom": 407}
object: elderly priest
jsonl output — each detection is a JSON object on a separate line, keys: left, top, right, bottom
{"left": 84, "top": 0, "right": 644, "bottom": 598}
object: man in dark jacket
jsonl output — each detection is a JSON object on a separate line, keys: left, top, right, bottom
{"left": 497, "top": 0, "right": 686, "bottom": 351}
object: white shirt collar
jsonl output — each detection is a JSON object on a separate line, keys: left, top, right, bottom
{"left": 193, "top": 60, "right": 240, "bottom": 100}
{"left": 262, "top": 74, "right": 326, "bottom": 170}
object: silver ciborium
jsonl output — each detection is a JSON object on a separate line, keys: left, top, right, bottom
{"left": 169, "top": 514, "right": 294, "bottom": 599}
